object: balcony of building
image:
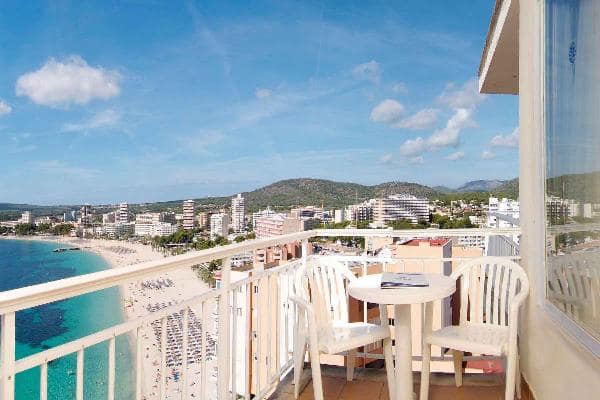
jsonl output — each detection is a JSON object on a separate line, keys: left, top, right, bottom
{"left": 0, "top": 227, "right": 530, "bottom": 400}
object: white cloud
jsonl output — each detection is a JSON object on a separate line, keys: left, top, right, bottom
{"left": 399, "top": 136, "right": 427, "bottom": 157}
{"left": 16, "top": 55, "right": 121, "bottom": 107}
{"left": 62, "top": 109, "right": 121, "bottom": 133}
{"left": 379, "top": 153, "right": 393, "bottom": 164}
{"left": 427, "top": 108, "right": 474, "bottom": 148}
{"left": 393, "top": 108, "right": 438, "bottom": 130}
{"left": 370, "top": 99, "right": 405, "bottom": 123}
{"left": 255, "top": 88, "right": 271, "bottom": 99}
{"left": 352, "top": 60, "right": 381, "bottom": 84}
{"left": 437, "top": 78, "right": 486, "bottom": 109}
{"left": 0, "top": 100, "right": 12, "bottom": 116}
{"left": 446, "top": 151, "right": 465, "bottom": 161}
{"left": 399, "top": 108, "right": 475, "bottom": 158}
{"left": 481, "top": 150, "right": 496, "bottom": 159}
{"left": 409, "top": 156, "right": 424, "bottom": 164}
{"left": 490, "top": 127, "right": 519, "bottom": 148}
{"left": 391, "top": 82, "right": 408, "bottom": 93}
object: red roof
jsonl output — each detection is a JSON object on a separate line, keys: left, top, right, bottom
{"left": 402, "top": 238, "right": 450, "bottom": 247}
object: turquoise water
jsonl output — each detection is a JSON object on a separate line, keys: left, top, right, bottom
{"left": 0, "top": 239, "right": 134, "bottom": 399}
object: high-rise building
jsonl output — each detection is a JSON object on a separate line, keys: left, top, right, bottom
{"left": 118, "top": 202, "right": 129, "bottom": 224}
{"left": 80, "top": 204, "right": 92, "bottom": 227}
{"left": 182, "top": 200, "right": 195, "bottom": 231}
{"left": 372, "top": 195, "right": 429, "bottom": 226}
{"left": 196, "top": 212, "right": 209, "bottom": 229}
{"left": 231, "top": 193, "right": 246, "bottom": 233}
{"left": 210, "top": 213, "right": 230, "bottom": 239}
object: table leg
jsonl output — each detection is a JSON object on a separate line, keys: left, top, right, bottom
{"left": 394, "top": 304, "right": 413, "bottom": 400}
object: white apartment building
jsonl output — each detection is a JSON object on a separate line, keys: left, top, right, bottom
{"left": 372, "top": 194, "right": 429, "bottom": 226}
{"left": 19, "top": 211, "right": 32, "bottom": 224}
{"left": 334, "top": 209, "right": 345, "bottom": 223}
{"left": 252, "top": 207, "right": 276, "bottom": 228}
{"left": 487, "top": 197, "right": 520, "bottom": 228}
{"left": 118, "top": 202, "right": 129, "bottom": 224}
{"left": 454, "top": 235, "right": 486, "bottom": 249}
{"left": 254, "top": 214, "right": 304, "bottom": 239}
{"left": 231, "top": 193, "right": 246, "bottom": 233}
{"left": 135, "top": 212, "right": 162, "bottom": 224}
{"left": 100, "top": 222, "right": 134, "bottom": 238}
{"left": 210, "top": 213, "right": 230, "bottom": 239}
{"left": 182, "top": 200, "right": 195, "bottom": 231}
{"left": 345, "top": 201, "right": 374, "bottom": 223}
{"left": 134, "top": 222, "right": 176, "bottom": 237}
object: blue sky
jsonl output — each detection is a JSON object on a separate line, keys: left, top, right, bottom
{"left": 0, "top": 1, "right": 518, "bottom": 205}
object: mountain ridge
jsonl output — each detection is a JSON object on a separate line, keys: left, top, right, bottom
{"left": 0, "top": 178, "right": 519, "bottom": 219}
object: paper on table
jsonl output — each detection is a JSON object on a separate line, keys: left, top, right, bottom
{"left": 380, "top": 272, "right": 429, "bottom": 288}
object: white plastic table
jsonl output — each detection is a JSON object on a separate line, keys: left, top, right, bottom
{"left": 348, "top": 273, "right": 456, "bottom": 400}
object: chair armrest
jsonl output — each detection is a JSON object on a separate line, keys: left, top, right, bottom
{"left": 290, "top": 295, "right": 316, "bottom": 320}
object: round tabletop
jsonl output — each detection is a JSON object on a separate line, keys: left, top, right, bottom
{"left": 348, "top": 273, "right": 456, "bottom": 305}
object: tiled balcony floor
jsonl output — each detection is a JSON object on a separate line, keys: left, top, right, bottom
{"left": 269, "top": 364, "right": 531, "bottom": 400}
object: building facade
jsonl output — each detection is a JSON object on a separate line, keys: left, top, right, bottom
{"left": 210, "top": 213, "right": 230, "bottom": 239}
{"left": 118, "top": 202, "right": 129, "bottom": 224}
{"left": 231, "top": 193, "right": 246, "bottom": 233}
{"left": 372, "top": 194, "right": 429, "bottom": 226}
{"left": 182, "top": 200, "right": 195, "bottom": 231}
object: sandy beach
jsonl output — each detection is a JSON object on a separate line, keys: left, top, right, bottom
{"left": 2, "top": 235, "right": 216, "bottom": 399}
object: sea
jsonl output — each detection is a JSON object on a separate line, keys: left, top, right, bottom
{"left": 0, "top": 239, "right": 134, "bottom": 399}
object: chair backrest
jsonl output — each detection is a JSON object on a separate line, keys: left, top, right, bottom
{"left": 547, "top": 253, "right": 599, "bottom": 322}
{"left": 295, "top": 258, "right": 357, "bottom": 336}
{"left": 452, "top": 257, "right": 529, "bottom": 326}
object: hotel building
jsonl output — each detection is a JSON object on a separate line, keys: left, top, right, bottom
{"left": 372, "top": 194, "right": 429, "bottom": 226}
{"left": 182, "top": 199, "right": 195, "bottom": 231}
{"left": 231, "top": 194, "right": 246, "bottom": 234}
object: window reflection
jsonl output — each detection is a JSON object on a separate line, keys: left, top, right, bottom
{"left": 545, "top": 0, "right": 600, "bottom": 340}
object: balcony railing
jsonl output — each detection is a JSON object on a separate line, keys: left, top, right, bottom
{"left": 0, "top": 227, "right": 520, "bottom": 400}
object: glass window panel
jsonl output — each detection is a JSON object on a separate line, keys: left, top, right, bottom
{"left": 545, "top": 0, "right": 600, "bottom": 341}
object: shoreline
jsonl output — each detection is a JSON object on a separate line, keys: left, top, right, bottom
{"left": 2, "top": 235, "right": 214, "bottom": 399}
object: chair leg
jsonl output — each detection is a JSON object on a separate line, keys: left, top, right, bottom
{"left": 515, "top": 353, "right": 522, "bottom": 399}
{"left": 419, "top": 343, "right": 432, "bottom": 400}
{"left": 309, "top": 344, "right": 324, "bottom": 400}
{"left": 346, "top": 348, "right": 357, "bottom": 381}
{"left": 293, "top": 337, "right": 306, "bottom": 398}
{"left": 505, "top": 352, "right": 517, "bottom": 400}
{"left": 383, "top": 338, "right": 395, "bottom": 400}
{"left": 453, "top": 350, "right": 463, "bottom": 387}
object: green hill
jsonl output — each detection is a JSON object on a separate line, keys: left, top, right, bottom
{"left": 1, "top": 177, "right": 522, "bottom": 218}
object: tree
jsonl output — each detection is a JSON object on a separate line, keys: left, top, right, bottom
{"left": 52, "top": 223, "right": 74, "bottom": 236}
{"left": 15, "top": 223, "right": 36, "bottom": 236}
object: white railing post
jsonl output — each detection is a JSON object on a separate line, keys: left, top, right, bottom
{"left": 1, "top": 312, "right": 15, "bottom": 400}
{"left": 218, "top": 257, "right": 232, "bottom": 399}
{"left": 301, "top": 239, "right": 308, "bottom": 270}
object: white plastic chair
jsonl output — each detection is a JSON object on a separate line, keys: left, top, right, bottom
{"left": 420, "top": 257, "right": 529, "bottom": 400}
{"left": 290, "top": 260, "right": 395, "bottom": 400}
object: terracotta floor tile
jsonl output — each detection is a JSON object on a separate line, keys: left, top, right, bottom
{"left": 339, "top": 379, "right": 384, "bottom": 400}
{"left": 269, "top": 366, "right": 514, "bottom": 400}
{"left": 299, "top": 376, "right": 346, "bottom": 400}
